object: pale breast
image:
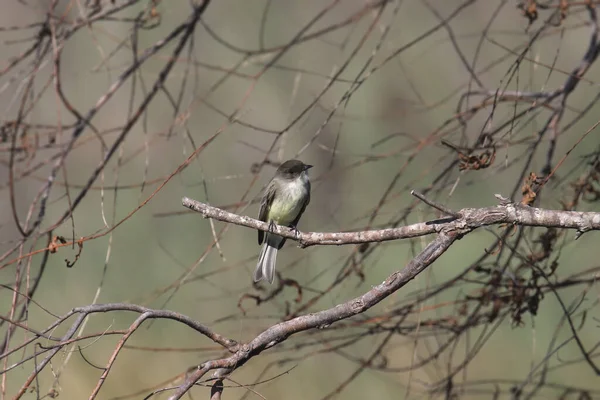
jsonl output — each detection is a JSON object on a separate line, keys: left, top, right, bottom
{"left": 269, "top": 175, "right": 309, "bottom": 226}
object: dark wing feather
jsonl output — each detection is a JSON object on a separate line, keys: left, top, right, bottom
{"left": 258, "top": 183, "right": 277, "bottom": 245}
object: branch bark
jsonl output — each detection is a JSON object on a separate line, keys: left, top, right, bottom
{"left": 182, "top": 195, "right": 600, "bottom": 246}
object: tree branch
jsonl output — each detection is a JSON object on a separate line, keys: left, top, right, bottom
{"left": 168, "top": 232, "right": 458, "bottom": 399}
{"left": 182, "top": 195, "right": 600, "bottom": 246}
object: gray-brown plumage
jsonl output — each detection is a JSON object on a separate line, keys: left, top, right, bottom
{"left": 254, "top": 159, "right": 312, "bottom": 283}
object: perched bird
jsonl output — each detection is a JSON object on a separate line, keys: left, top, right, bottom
{"left": 254, "top": 159, "right": 312, "bottom": 283}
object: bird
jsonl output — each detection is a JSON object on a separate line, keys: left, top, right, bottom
{"left": 254, "top": 159, "right": 312, "bottom": 283}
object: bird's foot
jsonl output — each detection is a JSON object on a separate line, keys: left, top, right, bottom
{"left": 290, "top": 224, "right": 300, "bottom": 239}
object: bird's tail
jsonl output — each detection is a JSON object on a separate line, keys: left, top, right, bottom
{"left": 254, "top": 243, "right": 278, "bottom": 283}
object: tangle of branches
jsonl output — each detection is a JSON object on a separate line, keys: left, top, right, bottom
{"left": 1, "top": 0, "right": 600, "bottom": 399}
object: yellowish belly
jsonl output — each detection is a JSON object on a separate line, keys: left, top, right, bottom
{"left": 268, "top": 179, "right": 308, "bottom": 226}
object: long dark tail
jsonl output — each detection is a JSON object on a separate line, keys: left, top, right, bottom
{"left": 254, "top": 243, "right": 278, "bottom": 283}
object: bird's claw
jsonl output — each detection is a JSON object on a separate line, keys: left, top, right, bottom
{"left": 268, "top": 220, "right": 276, "bottom": 234}
{"left": 290, "top": 225, "right": 300, "bottom": 239}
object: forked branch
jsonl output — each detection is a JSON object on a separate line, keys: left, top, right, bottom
{"left": 170, "top": 192, "right": 600, "bottom": 399}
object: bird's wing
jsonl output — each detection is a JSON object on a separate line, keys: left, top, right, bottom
{"left": 258, "top": 182, "right": 277, "bottom": 245}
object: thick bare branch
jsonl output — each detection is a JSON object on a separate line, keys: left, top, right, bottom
{"left": 182, "top": 195, "right": 600, "bottom": 246}
{"left": 168, "top": 232, "right": 457, "bottom": 399}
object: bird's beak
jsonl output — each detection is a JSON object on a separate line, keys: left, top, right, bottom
{"left": 304, "top": 164, "right": 313, "bottom": 170}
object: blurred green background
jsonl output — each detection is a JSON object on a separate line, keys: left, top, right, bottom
{"left": 1, "top": 1, "right": 600, "bottom": 399}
